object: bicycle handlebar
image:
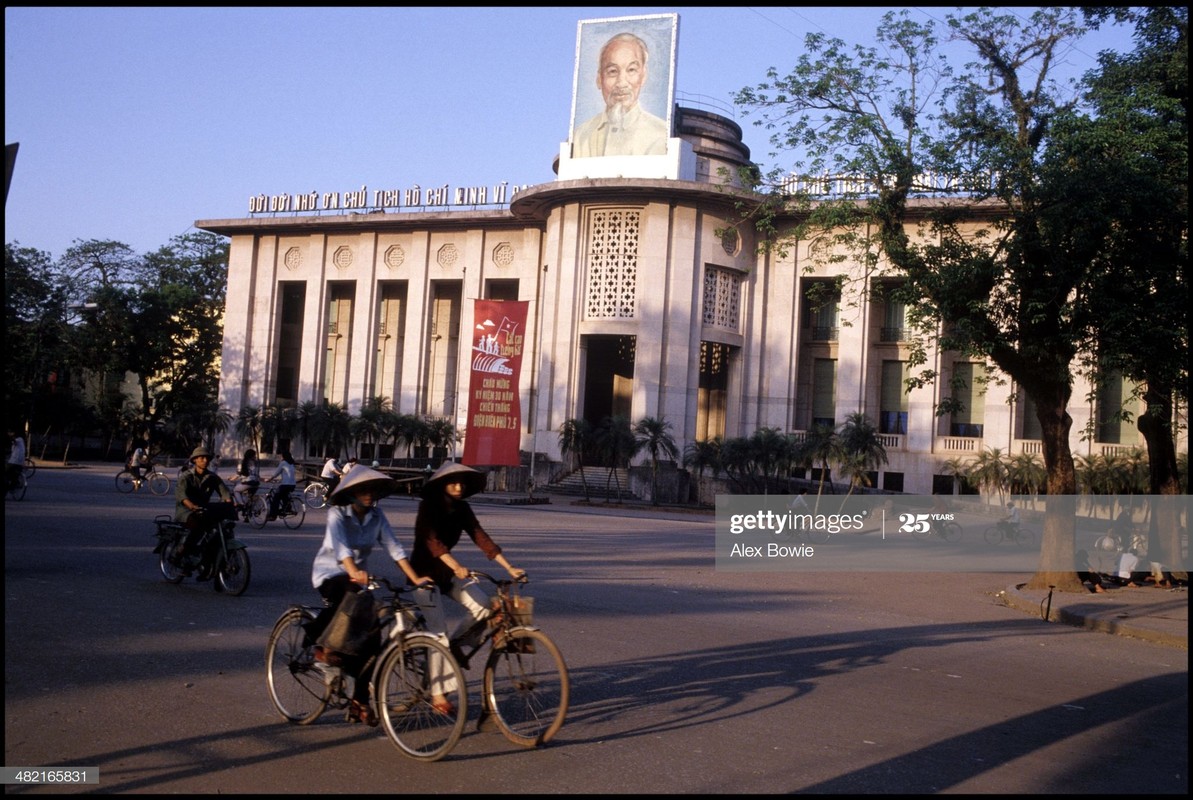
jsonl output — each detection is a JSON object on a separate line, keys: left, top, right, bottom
{"left": 467, "top": 570, "right": 530, "bottom": 587}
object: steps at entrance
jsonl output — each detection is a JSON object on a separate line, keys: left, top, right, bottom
{"left": 549, "top": 467, "right": 633, "bottom": 498}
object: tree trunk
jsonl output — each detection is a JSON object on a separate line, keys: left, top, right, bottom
{"left": 1024, "top": 391, "right": 1083, "bottom": 591}
{"left": 1137, "top": 380, "right": 1185, "bottom": 577}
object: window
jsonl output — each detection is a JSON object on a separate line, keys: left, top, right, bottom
{"left": 880, "top": 360, "right": 909, "bottom": 435}
{"left": 881, "top": 298, "right": 907, "bottom": 342}
{"left": 804, "top": 282, "right": 840, "bottom": 341}
{"left": 950, "top": 362, "right": 985, "bottom": 437}
{"left": 812, "top": 358, "right": 837, "bottom": 429}
{"left": 1096, "top": 371, "right": 1140, "bottom": 445}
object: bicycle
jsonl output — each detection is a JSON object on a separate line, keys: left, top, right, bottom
{"left": 302, "top": 478, "right": 330, "bottom": 509}
{"left": 454, "top": 570, "right": 570, "bottom": 748}
{"left": 913, "top": 519, "right": 963, "bottom": 543}
{"left": 984, "top": 522, "right": 1036, "bottom": 547}
{"left": 249, "top": 485, "right": 306, "bottom": 529}
{"left": 264, "top": 577, "right": 467, "bottom": 762}
{"left": 116, "top": 465, "right": 171, "bottom": 496}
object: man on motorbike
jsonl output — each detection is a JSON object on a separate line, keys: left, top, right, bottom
{"left": 173, "top": 444, "right": 236, "bottom": 573}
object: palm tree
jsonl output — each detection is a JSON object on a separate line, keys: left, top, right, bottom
{"left": 633, "top": 416, "right": 679, "bottom": 505}
{"left": 838, "top": 451, "right": 875, "bottom": 497}
{"left": 838, "top": 412, "right": 888, "bottom": 477}
{"left": 593, "top": 415, "right": 637, "bottom": 502}
{"left": 682, "top": 437, "right": 722, "bottom": 505}
{"left": 941, "top": 456, "right": 970, "bottom": 496}
{"left": 391, "top": 413, "right": 423, "bottom": 464}
{"left": 235, "top": 405, "right": 263, "bottom": 456}
{"left": 295, "top": 400, "right": 322, "bottom": 459}
{"left": 558, "top": 418, "right": 594, "bottom": 502}
{"left": 748, "top": 426, "right": 791, "bottom": 495}
{"left": 798, "top": 423, "right": 843, "bottom": 498}
{"left": 969, "top": 447, "right": 1010, "bottom": 506}
{"left": 426, "top": 416, "right": 460, "bottom": 461}
{"left": 325, "top": 403, "right": 353, "bottom": 459}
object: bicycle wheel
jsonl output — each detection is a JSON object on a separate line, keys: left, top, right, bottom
{"left": 158, "top": 536, "right": 185, "bottom": 583}
{"left": 984, "top": 525, "right": 1004, "bottom": 545}
{"left": 483, "top": 627, "right": 569, "bottom": 748}
{"left": 282, "top": 494, "right": 306, "bottom": 529}
{"left": 249, "top": 494, "right": 269, "bottom": 529}
{"left": 23, "top": 457, "right": 36, "bottom": 479}
{"left": 265, "top": 608, "right": 330, "bottom": 724}
{"left": 7, "top": 472, "right": 28, "bottom": 501}
{"left": 115, "top": 470, "right": 136, "bottom": 493}
{"left": 303, "top": 482, "right": 328, "bottom": 509}
{"left": 940, "top": 521, "right": 963, "bottom": 543}
{"left": 147, "top": 472, "right": 171, "bottom": 496}
{"left": 215, "top": 548, "right": 251, "bottom": 596}
{"left": 1095, "top": 534, "right": 1120, "bottom": 553}
{"left": 1014, "top": 528, "right": 1037, "bottom": 548}
{"left": 377, "top": 634, "right": 467, "bottom": 762}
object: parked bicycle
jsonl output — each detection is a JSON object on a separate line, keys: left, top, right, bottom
{"left": 984, "top": 522, "right": 1036, "bottom": 547}
{"left": 455, "top": 570, "right": 569, "bottom": 748}
{"left": 265, "top": 577, "right": 467, "bottom": 762}
{"left": 302, "top": 477, "right": 330, "bottom": 509}
{"left": 248, "top": 485, "right": 306, "bottom": 529}
{"left": 152, "top": 512, "right": 251, "bottom": 595}
{"left": 116, "top": 465, "right": 171, "bottom": 496}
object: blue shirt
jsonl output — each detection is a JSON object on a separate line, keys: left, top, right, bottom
{"left": 311, "top": 504, "right": 409, "bottom": 588}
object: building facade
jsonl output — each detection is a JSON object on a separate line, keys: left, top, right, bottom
{"left": 197, "top": 99, "right": 1170, "bottom": 497}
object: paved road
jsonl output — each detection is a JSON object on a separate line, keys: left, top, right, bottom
{"left": 4, "top": 466, "right": 1188, "bottom": 793}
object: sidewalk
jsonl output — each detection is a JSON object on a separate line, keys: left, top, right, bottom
{"left": 1001, "top": 581, "right": 1188, "bottom": 649}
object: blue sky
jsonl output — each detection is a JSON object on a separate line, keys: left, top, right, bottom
{"left": 4, "top": 7, "right": 1133, "bottom": 259}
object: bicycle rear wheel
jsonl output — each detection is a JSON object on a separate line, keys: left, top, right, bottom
{"left": 483, "top": 627, "right": 569, "bottom": 747}
{"left": 115, "top": 470, "right": 136, "bottom": 493}
{"left": 282, "top": 494, "right": 306, "bottom": 529}
{"left": 8, "top": 472, "right": 28, "bottom": 501}
{"left": 249, "top": 495, "right": 269, "bottom": 528}
{"left": 148, "top": 472, "right": 171, "bottom": 496}
{"left": 377, "top": 634, "right": 467, "bottom": 762}
{"left": 23, "top": 457, "right": 36, "bottom": 479}
{"left": 265, "top": 608, "right": 330, "bottom": 724}
{"left": 940, "top": 521, "right": 963, "bottom": 543}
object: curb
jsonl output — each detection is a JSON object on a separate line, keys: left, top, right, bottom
{"left": 1001, "top": 583, "right": 1187, "bottom": 649}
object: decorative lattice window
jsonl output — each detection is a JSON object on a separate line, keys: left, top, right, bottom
{"left": 585, "top": 209, "right": 639, "bottom": 319}
{"left": 333, "top": 246, "right": 353, "bottom": 270}
{"left": 284, "top": 247, "right": 303, "bottom": 271}
{"left": 492, "top": 242, "right": 514, "bottom": 268}
{"left": 437, "top": 243, "right": 459, "bottom": 269}
{"left": 702, "top": 266, "right": 741, "bottom": 330}
{"left": 384, "top": 244, "right": 405, "bottom": 270}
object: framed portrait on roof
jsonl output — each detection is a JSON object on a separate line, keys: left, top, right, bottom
{"left": 569, "top": 14, "right": 678, "bottom": 159}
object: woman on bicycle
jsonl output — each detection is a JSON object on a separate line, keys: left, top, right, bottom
{"left": 304, "top": 465, "right": 433, "bottom": 725}
{"left": 411, "top": 462, "right": 525, "bottom": 669}
{"left": 232, "top": 448, "right": 260, "bottom": 509}
{"left": 263, "top": 450, "right": 297, "bottom": 520}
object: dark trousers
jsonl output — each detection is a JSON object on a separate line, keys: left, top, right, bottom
{"left": 306, "top": 575, "right": 380, "bottom": 703}
{"left": 268, "top": 484, "right": 294, "bottom": 517}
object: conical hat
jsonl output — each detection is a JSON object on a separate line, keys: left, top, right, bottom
{"left": 329, "top": 466, "right": 399, "bottom": 505}
{"left": 422, "top": 462, "right": 486, "bottom": 499}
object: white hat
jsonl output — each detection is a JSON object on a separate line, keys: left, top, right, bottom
{"left": 422, "top": 462, "right": 486, "bottom": 499}
{"left": 329, "top": 466, "right": 399, "bottom": 505}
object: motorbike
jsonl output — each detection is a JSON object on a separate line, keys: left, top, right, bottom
{"left": 153, "top": 510, "right": 252, "bottom": 596}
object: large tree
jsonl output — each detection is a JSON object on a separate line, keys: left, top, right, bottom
{"left": 733, "top": 8, "right": 1177, "bottom": 590}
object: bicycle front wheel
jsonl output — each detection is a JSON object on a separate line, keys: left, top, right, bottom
{"left": 377, "top": 634, "right": 467, "bottom": 762}
{"left": 147, "top": 472, "right": 171, "bottom": 496}
{"left": 940, "top": 521, "right": 963, "bottom": 543}
{"left": 115, "top": 470, "right": 136, "bottom": 493}
{"left": 215, "top": 548, "right": 251, "bottom": 596}
{"left": 303, "top": 482, "right": 328, "bottom": 509}
{"left": 265, "top": 608, "right": 330, "bottom": 724}
{"left": 984, "top": 526, "right": 1004, "bottom": 545}
{"left": 483, "top": 627, "right": 569, "bottom": 748}
{"left": 23, "top": 457, "right": 36, "bottom": 479}
{"left": 1014, "top": 528, "right": 1037, "bottom": 548}
{"left": 282, "top": 495, "right": 306, "bottom": 529}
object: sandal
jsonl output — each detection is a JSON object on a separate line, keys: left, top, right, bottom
{"left": 431, "top": 696, "right": 456, "bottom": 716}
{"left": 348, "top": 699, "right": 378, "bottom": 727}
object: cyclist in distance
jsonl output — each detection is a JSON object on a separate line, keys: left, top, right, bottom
{"left": 411, "top": 462, "right": 525, "bottom": 669}
{"left": 232, "top": 448, "right": 260, "bottom": 509}
{"left": 128, "top": 443, "right": 151, "bottom": 483}
{"left": 999, "top": 501, "right": 1021, "bottom": 537}
{"left": 173, "top": 445, "right": 236, "bottom": 572}
{"left": 303, "top": 465, "right": 433, "bottom": 725}
{"left": 7, "top": 428, "right": 26, "bottom": 491}
{"left": 262, "top": 449, "right": 298, "bottom": 520}
{"left": 320, "top": 455, "right": 344, "bottom": 496}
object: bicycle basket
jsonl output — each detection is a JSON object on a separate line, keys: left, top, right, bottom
{"left": 492, "top": 595, "right": 535, "bottom": 652}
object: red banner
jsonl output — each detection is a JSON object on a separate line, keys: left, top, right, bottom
{"left": 462, "top": 300, "right": 528, "bottom": 466}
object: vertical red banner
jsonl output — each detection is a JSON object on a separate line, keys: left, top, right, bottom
{"left": 462, "top": 300, "right": 529, "bottom": 466}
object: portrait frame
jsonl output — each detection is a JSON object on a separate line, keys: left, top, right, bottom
{"left": 569, "top": 13, "right": 679, "bottom": 157}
